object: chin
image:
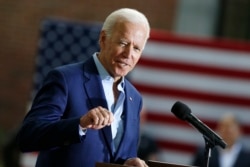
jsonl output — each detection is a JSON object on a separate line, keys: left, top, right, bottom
{"left": 115, "top": 69, "right": 129, "bottom": 76}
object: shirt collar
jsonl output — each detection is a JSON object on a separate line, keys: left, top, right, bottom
{"left": 93, "top": 53, "right": 125, "bottom": 88}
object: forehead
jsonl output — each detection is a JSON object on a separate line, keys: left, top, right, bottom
{"left": 219, "top": 116, "right": 239, "bottom": 128}
{"left": 111, "top": 21, "right": 148, "bottom": 41}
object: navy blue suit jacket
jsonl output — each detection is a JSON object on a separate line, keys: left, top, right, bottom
{"left": 17, "top": 57, "right": 142, "bottom": 167}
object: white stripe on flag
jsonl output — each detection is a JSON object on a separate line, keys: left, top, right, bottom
{"left": 143, "top": 41, "right": 250, "bottom": 70}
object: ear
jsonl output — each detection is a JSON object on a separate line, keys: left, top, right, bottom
{"left": 99, "top": 30, "right": 107, "bottom": 48}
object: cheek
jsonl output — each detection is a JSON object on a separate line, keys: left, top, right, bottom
{"left": 132, "top": 55, "right": 141, "bottom": 64}
{"left": 109, "top": 45, "right": 121, "bottom": 56}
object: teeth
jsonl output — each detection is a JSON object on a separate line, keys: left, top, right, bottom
{"left": 116, "top": 60, "right": 128, "bottom": 66}
{"left": 119, "top": 62, "right": 126, "bottom": 66}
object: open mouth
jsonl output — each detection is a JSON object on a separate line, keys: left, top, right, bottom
{"left": 116, "top": 60, "right": 129, "bottom": 67}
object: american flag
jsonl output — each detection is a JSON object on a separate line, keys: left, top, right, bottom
{"left": 21, "top": 18, "right": 250, "bottom": 166}
{"left": 31, "top": 18, "right": 101, "bottom": 100}
{"left": 130, "top": 30, "right": 250, "bottom": 165}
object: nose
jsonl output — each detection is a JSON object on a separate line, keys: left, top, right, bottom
{"left": 123, "top": 45, "right": 133, "bottom": 58}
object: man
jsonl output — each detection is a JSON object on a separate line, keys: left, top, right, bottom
{"left": 192, "top": 113, "right": 250, "bottom": 167}
{"left": 17, "top": 8, "right": 150, "bottom": 167}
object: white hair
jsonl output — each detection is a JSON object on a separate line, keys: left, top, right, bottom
{"left": 102, "top": 8, "right": 150, "bottom": 39}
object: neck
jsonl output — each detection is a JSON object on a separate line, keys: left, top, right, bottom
{"left": 97, "top": 53, "right": 122, "bottom": 82}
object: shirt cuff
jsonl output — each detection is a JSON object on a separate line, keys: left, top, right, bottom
{"left": 79, "top": 125, "right": 87, "bottom": 136}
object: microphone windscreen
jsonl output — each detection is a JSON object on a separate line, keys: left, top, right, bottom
{"left": 171, "top": 101, "right": 191, "bottom": 121}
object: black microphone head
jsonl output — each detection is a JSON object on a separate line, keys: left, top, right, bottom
{"left": 171, "top": 101, "right": 191, "bottom": 121}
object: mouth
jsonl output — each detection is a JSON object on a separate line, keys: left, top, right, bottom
{"left": 116, "top": 60, "right": 130, "bottom": 67}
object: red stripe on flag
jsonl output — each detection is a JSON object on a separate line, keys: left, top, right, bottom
{"left": 133, "top": 83, "right": 250, "bottom": 107}
{"left": 156, "top": 138, "right": 197, "bottom": 153}
{"left": 150, "top": 29, "right": 250, "bottom": 52}
{"left": 139, "top": 57, "right": 250, "bottom": 80}
{"left": 146, "top": 112, "right": 190, "bottom": 128}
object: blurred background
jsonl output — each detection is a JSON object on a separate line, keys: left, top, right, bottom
{"left": 0, "top": 0, "right": 250, "bottom": 167}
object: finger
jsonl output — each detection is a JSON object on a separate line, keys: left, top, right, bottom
{"left": 143, "top": 160, "right": 148, "bottom": 167}
{"left": 97, "top": 107, "right": 109, "bottom": 125}
{"left": 107, "top": 111, "right": 114, "bottom": 125}
{"left": 138, "top": 159, "right": 145, "bottom": 167}
{"left": 94, "top": 108, "right": 105, "bottom": 126}
{"left": 98, "top": 107, "right": 114, "bottom": 125}
{"left": 95, "top": 107, "right": 111, "bottom": 126}
{"left": 84, "top": 107, "right": 114, "bottom": 129}
{"left": 80, "top": 110, "right": 99, "bottom": 129}
{"left": 80, "top": 107, "right": 108, "bottom": 129}
{"left": 88, "top": 108, "right": 100, "bottom": 125}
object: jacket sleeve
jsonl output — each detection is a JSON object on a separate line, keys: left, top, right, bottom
{"left": 17, "top": 69, "right": 84, "bottom": 152}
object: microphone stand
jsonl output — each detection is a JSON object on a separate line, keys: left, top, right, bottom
{"left": 202, "top": 136, "right": 215, "bottom": 167}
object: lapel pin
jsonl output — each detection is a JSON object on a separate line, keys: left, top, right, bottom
{"left": 129, "top": 97, "right": 132, "bottom": 101}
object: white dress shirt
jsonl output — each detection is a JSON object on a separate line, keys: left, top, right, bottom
{"left": 93, "top": 53, "right": 125, "bottom": 150}
{"left": 219, "top": 143, "right": 241, "bottom": 167}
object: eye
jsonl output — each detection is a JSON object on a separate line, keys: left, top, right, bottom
{"left": 134, "top": 46, "right": 141, "bottom": 52}
{"left": 119, "top": 41, "right": 127, "bottom": 47}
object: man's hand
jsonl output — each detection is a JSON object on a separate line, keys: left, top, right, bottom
{"left": 80, "top": 106, "right": 114, "bottom": 129}
{"left": 124, "top": 157, "right": 148, "bottom": 167}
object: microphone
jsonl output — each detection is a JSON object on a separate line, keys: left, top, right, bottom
{"left": 171, "top": 101, "right": 227, "bottom": 149}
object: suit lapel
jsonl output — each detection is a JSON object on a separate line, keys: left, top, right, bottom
{"left": 82, "top": 57, "right": 115, "bottom": 159}
{"left": 114, "top": 82, "right": 139, "bottom": 159}
{"left": 83, "top": 58, "right": 106, "bottom": 108}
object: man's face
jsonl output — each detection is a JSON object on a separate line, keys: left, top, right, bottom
{"left": 99, "top": 21, "right": 148, "bottom": 81}
{"left": 216, "top": 116, "right": 241, "bottom": 147}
